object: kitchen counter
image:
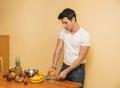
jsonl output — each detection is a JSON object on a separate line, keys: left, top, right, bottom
{"left": 0, "top": 73, "right": 82, "bottom": 88}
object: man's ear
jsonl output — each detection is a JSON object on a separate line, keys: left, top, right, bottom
{"left": 72, "top": 17, "right": 76, "bottom": 22}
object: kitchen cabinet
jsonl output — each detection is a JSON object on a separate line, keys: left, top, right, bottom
{"left": 0, "top": 35, "right": 9, "bottom": 72}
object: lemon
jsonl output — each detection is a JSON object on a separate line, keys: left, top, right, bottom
{"left": 10, "top": 72, "right": 16, "bottom": 78}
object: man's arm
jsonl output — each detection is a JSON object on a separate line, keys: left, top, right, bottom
{"left": 58, "top": 46, "right": 89, "bottom": 79}
{"left": 51, "top": 38, "right": 64, "bottom": 70}
{"left": 65, "top": 46, "right": 89, "bottom": 73}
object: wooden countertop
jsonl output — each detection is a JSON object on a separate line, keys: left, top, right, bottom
{"left": 0, "top": 73, "right": 82, "bottom": 88}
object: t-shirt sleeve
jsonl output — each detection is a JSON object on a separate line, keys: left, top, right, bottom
{"left": 81, "top": 32, "right": 91, "bottom": 46}
{"left": 58, "top": 29, "right": 65, "bottom": 40}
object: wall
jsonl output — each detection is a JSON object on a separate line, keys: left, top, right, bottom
{"left": 0, "top": 0, "right": 120, "bottom": 88}
{"left": 78, "top": 1, "right": 120, "bottom": 88}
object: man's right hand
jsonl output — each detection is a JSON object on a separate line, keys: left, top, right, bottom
{"left": 48, "top": 67, "right": 56, "bottom": 73}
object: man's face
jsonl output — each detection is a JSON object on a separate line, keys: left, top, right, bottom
{"left": 61, "top": 17, "right": 75, "bottom": 31}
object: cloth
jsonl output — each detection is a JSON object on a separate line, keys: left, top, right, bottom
{"left": 58, "top": 27, "right": 90, "bottom": 65}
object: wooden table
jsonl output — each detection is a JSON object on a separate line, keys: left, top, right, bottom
{"left": 0, "top": 73, "right": 82, "bottom": 88}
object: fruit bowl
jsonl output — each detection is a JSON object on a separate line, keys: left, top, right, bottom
{"left": 24, "top": 69, "right": 38, "bottom": 78}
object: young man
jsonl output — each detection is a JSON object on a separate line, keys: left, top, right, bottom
{"left": 49, "top": 8, "right": 90, "bottom": 87}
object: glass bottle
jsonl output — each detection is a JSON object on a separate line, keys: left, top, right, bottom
{"left": 14, "top": 57, "right": 22, "bottom": 75}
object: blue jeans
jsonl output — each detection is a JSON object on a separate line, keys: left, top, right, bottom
{"left": 59, "top": 63, "right": 85, "bottom": 88}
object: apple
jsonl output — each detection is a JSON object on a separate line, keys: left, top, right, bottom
{"left": 2, "top": 73, "right": 7, "bottom": 78}
{"left": 24, "top": 80, "right": 28, "bottom": 85}
{"left": 20, "top": 73, "right": 26, "bottom": 78}
{"left": 6, "top": 73, "right": 13, "bottom": 81}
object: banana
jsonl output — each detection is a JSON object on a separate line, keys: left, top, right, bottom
{"left": 30, "top": 75, "right": 45, "bottom": 81}
{"left": 30, "top": 78, "right": 45, "bottom": 83}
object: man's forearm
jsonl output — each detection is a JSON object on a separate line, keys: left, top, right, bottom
{"left": 64, "top": 46, "right": 89, "bottom": 74}
{"left": 52, "top": 48, "right": 62, "bottom": 68}
{"left": 64, "top": 57, "right": 84, "bottom": 74}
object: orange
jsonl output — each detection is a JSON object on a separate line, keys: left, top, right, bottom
{"left": 37, "top": 71, "right": 44, "bottom": 76}
{"left": 48, "top": 71, "right": 56, "bottom": 76}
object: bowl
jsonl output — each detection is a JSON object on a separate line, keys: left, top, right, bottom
{"left": 24, "top": 69, "right": 38, "bottom": 78}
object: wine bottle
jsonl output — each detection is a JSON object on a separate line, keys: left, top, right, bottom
{"left": 14, "top": 57, "right": 22, "bottom": 75}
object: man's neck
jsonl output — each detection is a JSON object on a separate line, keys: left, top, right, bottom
{"left": 70, "top": 23, "right": 80, "bottom": 34}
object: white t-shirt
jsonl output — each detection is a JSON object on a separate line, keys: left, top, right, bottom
{"left": 58, "top": 27, "right": 90, "bottom": 65}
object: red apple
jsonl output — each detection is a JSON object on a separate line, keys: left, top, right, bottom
{"left": 6, "top": 73, "right": 13, "bottom": 81}
{"left": 20, "top": 73, "right": 26, "bottom": 78}
{"left": 2, "top": 73, "right": 7, "bottom": 78}
{"left": 24, "top": 80, "right": 28, "bottom": 85}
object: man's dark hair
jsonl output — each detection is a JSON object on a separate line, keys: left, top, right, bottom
{"left": 58, "top": 8, "right": 76, "bottom": 21}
